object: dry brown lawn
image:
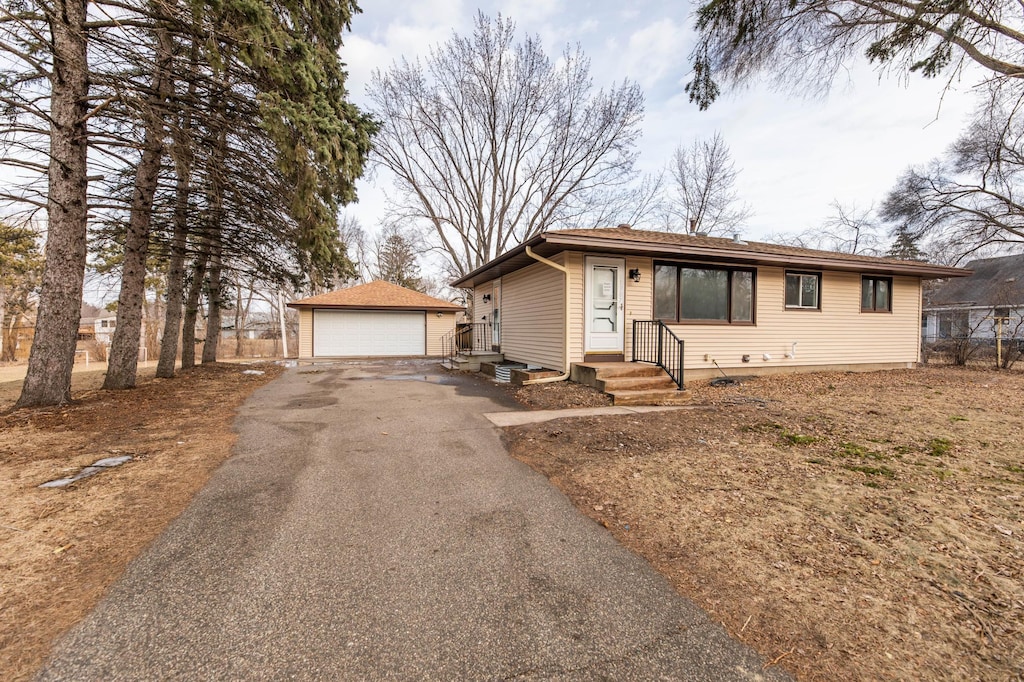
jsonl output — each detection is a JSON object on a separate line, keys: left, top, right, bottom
{"left": 507, "top": 366, "right": 1024, "bottom": 681}
{"left": 0, "top": 363, "right": 282, "bottom": 682}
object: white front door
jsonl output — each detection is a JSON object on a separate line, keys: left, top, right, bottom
{"left": 584, "top": 257, "right": 625, "bottom": 353}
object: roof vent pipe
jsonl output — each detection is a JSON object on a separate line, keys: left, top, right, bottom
{"left": 617, "top": 223, "right": 632, "bottom": 229}
{"left": 732, "top": 233, "right": 747, "bottom": 245}
{"left": 689, "top": 218, "right": 697, "bottom": 234}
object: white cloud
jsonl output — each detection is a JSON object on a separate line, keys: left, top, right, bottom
{"left": 614, "top": 18, "right": 687, "bottom": 91}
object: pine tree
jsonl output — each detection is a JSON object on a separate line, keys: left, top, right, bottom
{"left": 886, "top": 227, "right": 928, "bottom": 261}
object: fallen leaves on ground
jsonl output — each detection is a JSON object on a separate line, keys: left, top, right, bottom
{"left": 506, "top": 366, "right": 1024, "bottom": 681}
{"left": 0, "top": 363, "right": 282, "bottom": 682}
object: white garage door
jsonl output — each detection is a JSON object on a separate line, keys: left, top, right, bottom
{"left": 313, "top": 310, "right": 425, "bottom": 357}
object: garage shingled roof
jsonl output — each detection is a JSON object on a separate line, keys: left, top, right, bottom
{"left": 288, "top": 280, "right": 464, "bottom": 311}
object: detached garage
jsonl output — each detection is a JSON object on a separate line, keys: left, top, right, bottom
{"left": 289, "top": 280, "right": 463, "bottom": 359}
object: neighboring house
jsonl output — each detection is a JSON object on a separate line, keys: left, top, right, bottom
{"left": 220, "top": 321, "right": 278, "bottom": 341}
{"left": 450, "top": 226, "right": 970, "bottom": 384}
{"left": 288, "top": 280, "right": 463, "bottom": 359}
{"left": 922, "top": 253, "right": 1024, "bottom": 342}
{"left": 92, "top": 315, "right": 117, "bottom": 345}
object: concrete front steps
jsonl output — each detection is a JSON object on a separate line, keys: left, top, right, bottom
{"left": 570, "top": 362, "right": 691, "bottom": 406}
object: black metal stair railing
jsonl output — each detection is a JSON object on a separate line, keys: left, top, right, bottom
{"left": 442, "top": 322, "right": 492, "bottom": 365}
{"left": 631, "top": 320, "right": 685, "bottom": 389}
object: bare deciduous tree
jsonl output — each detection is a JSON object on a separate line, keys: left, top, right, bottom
{"left": 683, "top": 0, "right": 1024, "bottom": 264}
{"left": 367, "top": 12, "right": 645, "bottom": 277}
{"left": 882, "top": 87, "right": 1024, "bottom": 263}
{"left": 665, "top": 132, "right": 752, "bottom": 235}
{"left": 764, "top": 201, "right": 882, "bottom": 254}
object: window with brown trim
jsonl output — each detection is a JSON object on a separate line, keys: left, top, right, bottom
{"left": 654, "top": 262, "right": 755, "bottom": 324}
{"left": 861, "top": 276, "right": 892, "bottom": 312}
{"left": 785, "top": 271, "right": 821, "bottom": 309}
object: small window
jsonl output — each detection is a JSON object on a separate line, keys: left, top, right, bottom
{"left": 654, "top": 262, "right": 755, "bottom": 324}
{"left": 861, "top": 276, "right": 892, "bottom": 312}
{"left": 785, "top": 272, "right": 821, "bottom": 309}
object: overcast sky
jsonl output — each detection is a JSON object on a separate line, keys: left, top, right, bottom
{"left": 340, "top": 0, "right": 981, "bottom": 247}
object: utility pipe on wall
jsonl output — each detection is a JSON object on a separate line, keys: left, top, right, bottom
{"left": 521, "top": 246, "right": 571, "bottom": 384}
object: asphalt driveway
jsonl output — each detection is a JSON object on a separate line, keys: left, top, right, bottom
{"left": 38, "top": 360, "right": 788, "bottom": 680}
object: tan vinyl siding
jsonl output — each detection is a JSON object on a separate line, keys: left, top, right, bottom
{"left": 472, "top": 282, "right": 492, "bottom": 324}
{"left": 426, "top": 311, "right": 456, "bottom": 356}
{"left": 500, "top": 260, "right": 566, "bottom": 370}
{"left": 298, "top": 308, "right": 313, "bottom": 358}
{"left": 623, "top": 257, "right": 653, "bottom": 359}
{"left": 666, "top": 267, "right": 922, "bottom": 370}
{"left": 562, "top": 251, "right": 585, "bottom": 364}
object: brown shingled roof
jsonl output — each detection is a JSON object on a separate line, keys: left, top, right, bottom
{"left": 288, "top": 280, "right": 464, "bottom": 311}
{"left": 544, "top": 227, "right": 947, "bottom": 269}
{"left": 451, "top": 226, "right": 970, "bottom": 288}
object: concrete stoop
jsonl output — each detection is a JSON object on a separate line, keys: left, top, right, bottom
{"left": 571, "top": 362, "right": 691, "bottom": 406}
{"left": 443, "top": 352, "right": 504, "bottom": 372}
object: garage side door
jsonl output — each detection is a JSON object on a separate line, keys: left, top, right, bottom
{"left": 313, "top": 310, "right": 426, "bottom": 357}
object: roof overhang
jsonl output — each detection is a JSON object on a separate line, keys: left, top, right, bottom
{"left": 451, "top": 232, "right": 971, "bottom": 288}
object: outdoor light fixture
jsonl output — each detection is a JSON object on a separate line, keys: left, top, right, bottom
{"left": 436, "top": 311, "right": 443, "bottom": 318}
{"left": 482, "top": 294, "right": 491, "bottom": 302}
{"left": 629, "top": 268, "right": 641, "bottom": 283}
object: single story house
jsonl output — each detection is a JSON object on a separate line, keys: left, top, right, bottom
{"left": 450, "top": 226, "right": 970, "bottom": 384}
{"left": 289, "top": 280, "right": 463, "bottom": 359}
{"left": 923, "top": 253, "right": 1024, "bottom": 342}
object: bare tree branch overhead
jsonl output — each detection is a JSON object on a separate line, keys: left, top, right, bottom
{"left": 685, "top": 0, "right": 1024, "bottom": 111}
{"left": 367, "top": 12, "right": 646, "bottom": 277}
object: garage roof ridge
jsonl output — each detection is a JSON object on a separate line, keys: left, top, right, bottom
{"left": 288, "top": 279, "right": 465, "bottom": 311}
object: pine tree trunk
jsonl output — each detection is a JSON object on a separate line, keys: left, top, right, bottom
{"left": 156, "top": 165, "right": 191, "bottom": 377}
{"left": 180, "top": 252, "right": 207, "bottom": 370}
{"left": 234, "top": 281, "right": 243, "bottom": 357}
{"left": 0, "top": 287, "right": 6, "bottom": 361}
{"left": 156, "top": 35, "right": 198, "bottom": 379}
{"left": 16, "top": 0, "right": 90, "bottom": 408}
{"left": 200, "top": 88, "right": 227, "bottom": 365}
{"left": 201, "top": 243, "right": 222, "bottom": 363}
{"left": 104, "top": 27, "right": 173, "bottom": 390}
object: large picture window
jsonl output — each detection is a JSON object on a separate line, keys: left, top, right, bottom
{"left": 655, "top": 262, "right": 755, "bottom": 324}
{"left": 861, "top": 276, "right": 892, "bottom": 312}
{"left": 785, "top": 271, "right": 821, "bottom": 309}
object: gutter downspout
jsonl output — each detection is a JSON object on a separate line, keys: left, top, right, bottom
{"left": 521, "top": 246, "right": 571, "bottom": 384}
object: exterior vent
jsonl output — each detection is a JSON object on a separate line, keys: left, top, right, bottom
{"left": 732, "top": 233, "right": 747, "bottom": 245}
{"left": 494, "top": 361, "right": 527, "bottom": 383}
{"left": 617, "top": 223, "right": 632, "bottom": 229}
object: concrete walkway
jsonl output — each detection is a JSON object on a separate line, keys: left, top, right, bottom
{"left": 484, "top": 404, "right": 699, "bottom": 427}
{"left": 38, "top": 360, "right": 787, "bottom": 681}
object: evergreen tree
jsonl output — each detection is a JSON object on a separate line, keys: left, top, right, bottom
{"left": 886, "top": 227, "right": 928, "bottom": 261}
